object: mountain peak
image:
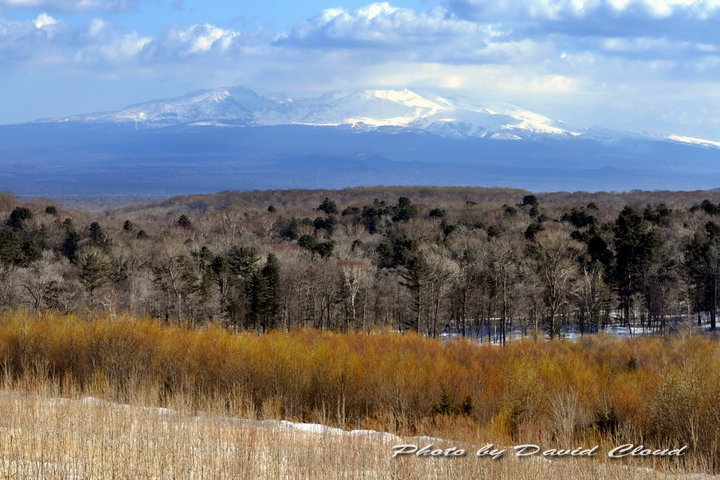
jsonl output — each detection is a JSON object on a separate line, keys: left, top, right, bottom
{"left": 44, "top": 85, "right": 579, "bottom": 139}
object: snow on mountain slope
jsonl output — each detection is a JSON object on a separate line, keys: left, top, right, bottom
{"left": 282, "top": 89, "right": 453, "bottom": 127}
{"left": 46, "top": 85, "right": 719, "bottom": 148}
{"left": 49, "top": 86, "right": 579, "bottom": 139}
{"left": 667, "top": 134, "right": 720, "bottom": 149}
{"left": 62, "top": 86, "right": 273, "bottom": 126}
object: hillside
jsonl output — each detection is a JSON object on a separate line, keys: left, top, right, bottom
{"left": 107, "top": 186, "right": 720, "bottom": 218}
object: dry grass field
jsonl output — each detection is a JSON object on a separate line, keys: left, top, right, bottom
{"left": 0, "top": 390, "right": 711, "bottom": 480}
{"left": 0, "top": 309, "right": 719, "bottom": 479}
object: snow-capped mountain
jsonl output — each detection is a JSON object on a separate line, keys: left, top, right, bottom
{"left": 9, "top": 84, "right": 720, "bottom": 199}
{"left": 49, "top": 86, "right": 579, "bottom": 140}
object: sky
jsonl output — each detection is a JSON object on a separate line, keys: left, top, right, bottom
{"left": 1, "top": 0, "right": 720, "bottom": 140}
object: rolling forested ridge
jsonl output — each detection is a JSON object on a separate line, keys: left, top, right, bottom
{"left": 1, "top": 186, "right": 720, "bottom": 339}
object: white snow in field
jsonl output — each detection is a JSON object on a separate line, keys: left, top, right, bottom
{"left": 348, "top": 429, "right": 402, "bottom": 442}
{"left": 48, "top": 395, "right": 405, "bottom": 442}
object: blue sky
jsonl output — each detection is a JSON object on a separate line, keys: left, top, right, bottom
{"left": 1, "top": 0, "right": 720, "bottom": 140}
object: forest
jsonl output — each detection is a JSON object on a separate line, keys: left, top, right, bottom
{"left": 3, "top": 186, "right": 720, "bottom": 475}
{"left": 2, "top": 186, "right": 720, "bottom": 341}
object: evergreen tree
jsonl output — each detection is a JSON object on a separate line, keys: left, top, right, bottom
{"left": 400, "top": 253, "right": 431, "bottom": 333}
{"left": 227, "top": 246, "right": 259, "bottom": 277}
{"left": 0, "top": 212, "right": 43, "bottom": 267}
{"left": 79, "top": 248, "right": 114, "bottom": 299}
{"left": 522, "top": 195, "right": 539, "bottom": 207}
{"left": 249, "top": 269, "right": 268, "bottom": 330}
{"left": 361, "top": 201, "right": 387, "bottom": 234}
{"left": 314, "top": 240, "right": 335, "bottom": 258}
{"left": 8, "top": 207, "right": 32, "bottom": 230}
{"left": 89, "top": 222, "right": 111, "bottom": 251}
{"left": 297, "top": 235, "right": 334, "bottom": 258}
{"left": 261, "top": 253, "right": 280, "bottom": 329}
{"left": 177, "top": 214, "right": 193, "bottom": 229}
{"left": 20, "top": 238, "right": 41, "bottom": 266}
{"left": 249, "top": 254, "right": 281, "bottom": 332}
{"left": 587, "top": 235, "right": 613, "bottom": 271}
{"left": 612, "top": 206, "right": 663, "bottom": 323}
{"left": 392, "top": 197, "right": 418, "bottom": 222}
{"left": 0, "top": 230, "right": 22, "bottom": 267}
{"left": 342, "top": 206, "right": 360, "bottom": 216}
{"left": 223, "top": 246, "right": 260, "bottom": 327}
{"left": 62, "top": 230, "right": 80, "bottom": 262}
{"left": 524, "top": 222, "right": 544, "bottom": 240}
{"left": 685, "top": 221, "right": 720, "bottom": 330}
{"left": 317, "top": 197, "right": 338, "bottom": 214}
{"left": 313, "top": 216, "right": 337, "bottom": 235}
{"left": 377, "top": 233, "right": 417, "bottom": 268}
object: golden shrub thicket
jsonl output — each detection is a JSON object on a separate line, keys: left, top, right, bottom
{"left": 0, "top": 310, "right": 718, "bottom": 470}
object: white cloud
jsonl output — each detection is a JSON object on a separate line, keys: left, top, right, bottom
{"left": 163, "top": 24, "right": 242, "bottom": 55}
{"left": 33, "top": 12, "right": 56, "bottom": 28}
{"left": 597, "top": 36, "right": 719, "bottom": 59}
{"left": 278, "top": 2, "right": 480, "bottom": 47}
{"left": 0, "top": 14, "right": 259, "bottom": 66}
{"left": 0, "top": 14, "right": 67, "bottom": 64}
{"left": 87, "top": 18, "right": 110, "bottom": 37}
{"left": 76, "top": 31, "right": 151, "bottom": 63}
{"left": 446, "top": 0, "right": 720, "bottom": 20}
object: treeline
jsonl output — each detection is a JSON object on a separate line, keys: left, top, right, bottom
{"left": 2, "top": 188, "right": 720, "bottom": 338}
{"left": 1, "top": 310, "right": 719, "bottom": 469}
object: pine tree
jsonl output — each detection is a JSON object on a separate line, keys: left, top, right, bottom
{"left": 400, "top": 253, "right": 431, "bottom": 333}
{"left": 227, "top": 246, "right": 259, "bottom": 277}
{"left": 80, "top": 248, "right": 114, "bottom": 299}
{"left": 612, "top": 206, "right": 664, "bottom": 323}
{"left": 392, "top": 197, "right": 418, "bottom": 222}
{"left": 261, "top": 253, "right": 280, "bottom": 329}
{"left": 685, "top": 221, "right": 720, "bottom": 330}
{"left": 62, "top": 230, "right": 80, "bottom": 262}
{"left": 8, "top": 207, "right": 32, "bottom": 230}
{"left": 248, "top": 253, "right": 281, "bottom": 332}
{"left": 89, "top": 222, "right": 111, "bottom": 251}
{"left": 0, "top": 230, "right": 22, "bottom": 267}
{"left": 177, "top": 214, "right": 193, "bottom": 229}
{"left": 317, "top": 197, "right": 338, "bottom": 214}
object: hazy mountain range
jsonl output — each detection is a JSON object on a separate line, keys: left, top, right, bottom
{"left": 2, "top": 86, "right": 720, "bottom": 200}
{"left": 50, "top": 86, "right": 578, "bottom": 140}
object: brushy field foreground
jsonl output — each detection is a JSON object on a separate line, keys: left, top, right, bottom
{"left": 0, "top": 392, "right": 707, "bottom": 480}
{"left": 0, "top": 310, "right": 718, "bottom": 477}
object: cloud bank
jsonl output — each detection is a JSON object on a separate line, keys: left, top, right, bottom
{"left": 0, "top": 0, "right": 719, "bottom": 138}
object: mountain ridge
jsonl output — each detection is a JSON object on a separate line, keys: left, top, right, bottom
{"left": 41, "top": 86, "right": 583, "bottom": 140}
{"left": 2, "top": 85, "right": 718, "bottom": 198}
{"left": 38, "top": 85, "right": 720, "bottom": 150}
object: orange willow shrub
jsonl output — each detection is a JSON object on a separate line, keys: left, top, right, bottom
{"left": 1, "top": 309, "right": 720, "bottom": 466}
